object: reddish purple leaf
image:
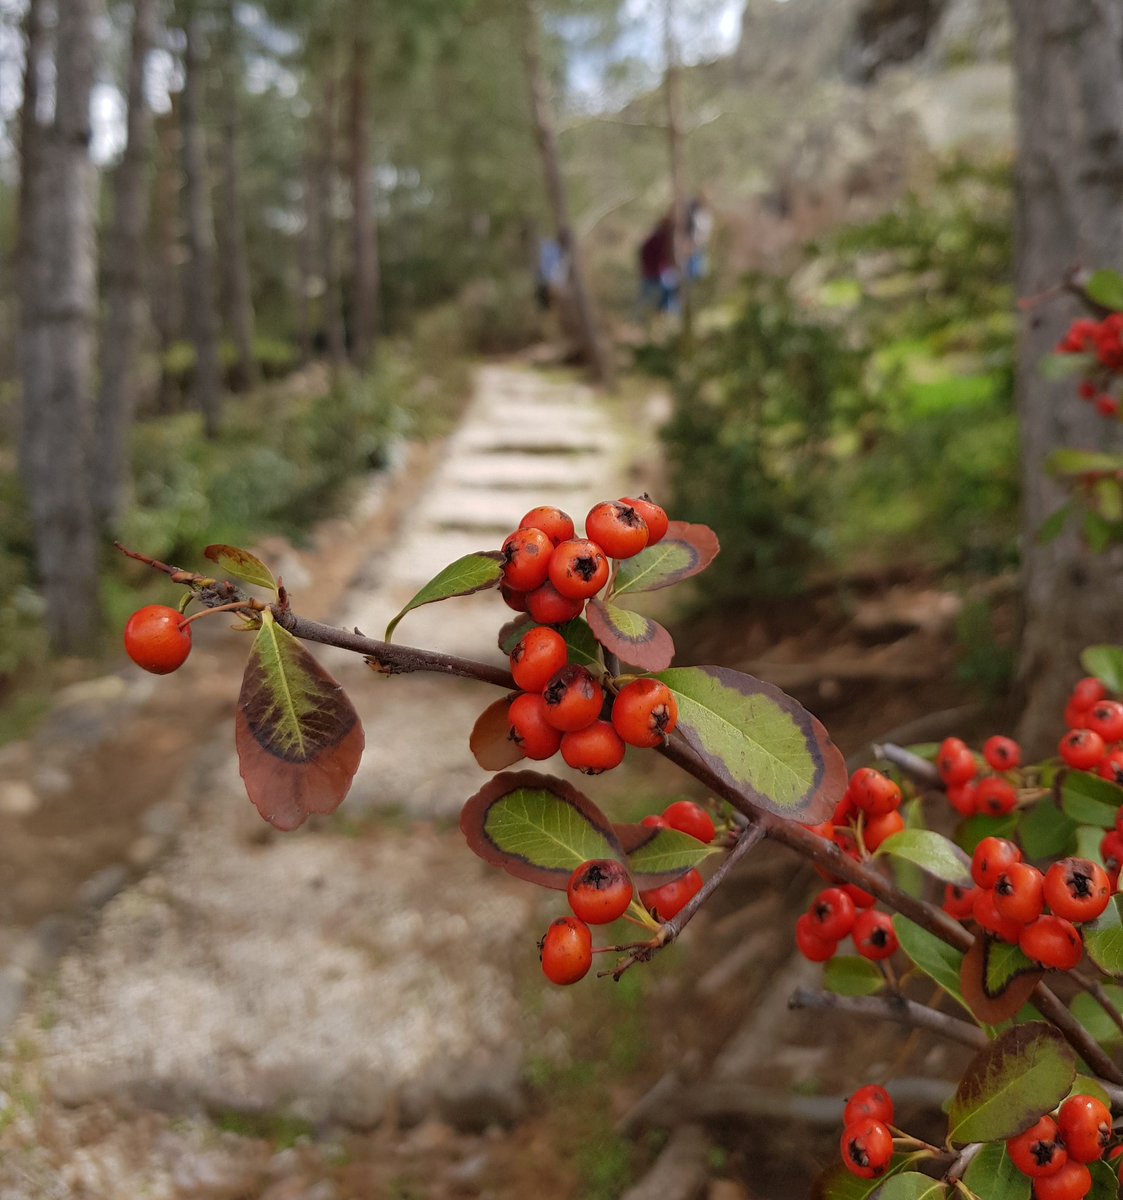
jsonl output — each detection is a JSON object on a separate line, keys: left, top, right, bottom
{"left": 610, "top": 521, "right": 720, "bottom": 597}
{"left": 469, "top": 694, "right": 525, "bottom": 770}
{"left": 586, "top": 598, "right": 675, "bottom": 671}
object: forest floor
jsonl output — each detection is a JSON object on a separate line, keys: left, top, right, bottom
{"left": 0, "top": 362, "right": 1007, "bottom": 1200}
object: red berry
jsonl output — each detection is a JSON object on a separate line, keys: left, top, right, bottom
{"left": 1007, "top": 1115, "right": 1068, "bottom": 1178}
{"left": 984, "top": 735, "right": 1022, "bottom": 771}
{"left": 1031, "top": 1161, "right": 1091, "bottom": 1200}
{"left": 943, "top": 883, "right": 976, "bottom": 920}
{"left": 993, "top": 862, "right": 1046, "bottom": 926}
{"left": 641, "top": 814, "right": 667, "bottom": 829}
{"left": 640, "top": 868, "right": 703, "bottom": 921}
{"left": 843, "top": 1085, "right": 894, "bottom": 1127}
{"left": 519, "top": 506, "right": 575, "bottom": 547}
{"left": 972, "top": 837, "right": 1022, "bottom": 889}
{"left": 947, "top": 781, "right": 979, "bottom": 817}
{"left": 500, "top": 583, "right": 529, "bottom": 612}
{"left": 850, "top": 769, "right": 902, "bottom": 817}
{"left": 620, "top": 495, "right": 669, "bottom": 545}
{"left": 861, "top": 809, "right": 905, "bottom": 852}
{"left": 510, "top": 626, "right": 569, "bottom": 693}
{"left": 937, "top": 737, "right": 977, "bottom": 786}
{"left": 124, "top": 605, "right": 193, "bottom": 674}
{"left": 542, "top": 664, "right": 604, "bottom": 732}
{"left": 1056, "top": 1094, "right": 1112, "bottom": 1164}
{"left": 1085, "top": 701, "right": 1123, "bottom": 744}
{"left": 833, "top": 789, "right": 858, "bottom": 825}
{"left": 974, "top": 887, "right": 1026, "bottom": 944}
{"left": 567, "top": 860, "right": 633, "bottom": 924}
{"left": 539, "top": 916, "right": 593, "bottom": 985}
{"left": 525, "top": 580, "right": 585, "bottom": 625}
{"left": 795, "top": 913, "right": 837, "bottom": 962}
{"left": 507, "top": 693, "right": 563, "bottom": 760}
{"left": 1101, "top": 829, "right": 1123, "bottom": 874}
{"left": 585, "top": 501, "right": 649, "bottom": 560}
{"left": 1060, "top": 729, "right": 1107, "bottom": 771}
{"left": 612, "top": 678, "right": 678, "bottom": 748}
{"left": 1097, "top": 751, "right": 1123, "bottom": 784}
{"left": 840, "top": 1117, "right": 893, "bottom": 1180}
{"left": 661, "top": 800, "right": 716, "bottom": 844}
{"left": 975, "top": 776, "right": 1018, "bottom": 817}
{"left": 810, "top": 887, "right": 857, "bottom": 942}
{"left": 560, "top": 720, "right": 626, "bottom": 774}
{"left": 1019, "top": 914, "right": 1084, "bottom": 970}
{"left": 1072, "top": 677, "right": 1108, "bottom": 711}
{"left": 853, "top": 910, "right": 897, "bottom": 960}
{"left": 842, "top": 882, "right": 877, "bottom": 909}
{"left": 548, "top": 538, "right": 610, "bottom": 600}
{"left": 1044, "top": 858, "right": 1112, "bottom": 924}
{"left": 502, "top": 527, "right": 553, "bottom": 591}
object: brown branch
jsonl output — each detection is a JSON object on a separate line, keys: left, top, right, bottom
{"left": 872, "top": 742, "right": 940, "bottom": 787}
{"left": 789, "top": 987, "right": 987, "bottom": 1051}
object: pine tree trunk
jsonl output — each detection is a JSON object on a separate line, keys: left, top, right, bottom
{"left": 150, "top": 103, "right": 183, "bottom": 391}
{"left": 179, "top": 2, "right": 223, "bottom": 438}
{"left": 348, "top": 28, "right": 380, "bottom": 367}
{"left": 318, "top": 69, "right": 347, "bottom": 369}
{"left": 18, "top": 0, "right": 104, "bottom": 653}
{"left": 1013, "top": 0, "right": 1123, "bottom": 753}
{"left": 663, "top": 0, "right": 693, "bottom": 349}
{"left": 521, "top": 0, "right": 613, "bottom": 387}
{"left": 95, "top": 0, "right": 155, "bottom": 532}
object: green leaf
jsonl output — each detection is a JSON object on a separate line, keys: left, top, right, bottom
{"left": 204, "top": 543, "right": 278, "bottom": 592}
{"left": 586, "top": 599, "right": 674, "bottom": 671}
{"left": 1082, "top": 509, "right": 1119, "bottom": 554}
{"left": 1050, "top": 448, "right": 1123, "bottom": 478}
{"left": 1084, "top": 895, "right": 1123, "bottom": 977}
{"left": 1076, "top": 824, "right": 1108, "bottom": 866}
{"left": 459, "top": 771, "right": 624, "bottom": 890}
{"left": 654, "top": 666, "right": 848, "bottom": 824}
{"left": 955, "top": 813, "right": 1018, "bottom": 856}
{"left": 1091, "top": 477, "right": 1123, "bottom": 523}
{"left": 870, "top": 1176, "right": 945, "bottom": 1200}
{"left": 1018, "top": 800, "right": 1077, "bottom": 860}
{"left": 1058, "top": 770, "right": 1123, "bottom": 829}
{"left": 235, "top": 611, "right": 365, "bottom": 831}
{"left": 1088, "top": 1159, "right": 1120, "bottom": 1200}
{"left": 610, "top": 521, "right": 720, "bottom": 597}
{"left": 1069, "top": 991, "right": 1122, "bottom": 1048}
{"left": 813, "top": 1160, "right": 909, "bottom": 1200}
{"left": 1039, "top": 351, "right": 1095, "bottom": 380}
{"left": 623, "top": 826, "right": 719, "bottom": 882}
{"left": 985, "top": 940, "right": 1037, "bottom": 994}
{"left": 960, "top": 934, "right": 1042, "bottom": 1024}
{"left": 947, "top": 1023, "right": 1076, "bottom": 1145}
{"left": 497, "top": 615, "right": 535, "bottom": 654}
{"left": 892, "top": 799, "right": 926, "bottom": 899}
{"left": 558, "top": 618, "right": 604, "bottom": 671}
{"left": 1069, "top": 1074, "right": 1115, "bottom": 1107}
{"left": 892, "top": 916, "right": 970, "bottom": 1016}
{"left": 823, "top": 956, "right": 885, "bottom": 997}
{"left": 1082, "top": 645, "right": 1123, "bottom": 694}
{"left": 874, "top": 829, "right": 971, "bottom": 885}
{"left": 960, "top": 1143, "right": 1030, "bottom": 1199}
{"left": 1086, "top": 268, "right": 1123, "bottom": 311}
{"left": 1036, "top": 503, "right": 1072, "bottom": 545}
{"left": 385, "top": 551, "right": 504, "bottom": 641}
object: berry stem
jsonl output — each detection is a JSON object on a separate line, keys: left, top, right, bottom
{"left": 945, "top": 1143, "right": 984, "bottom": 1187}
{"left": 179, "top": 601, "right": 260, "bottom": 627}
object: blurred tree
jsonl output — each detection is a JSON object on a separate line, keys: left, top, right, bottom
{"left": 348, "top": 14, "right": 380, "bottom": 367}
{"left": 149, "top": 101, "right": 184, "bottom": 376}
{"left": 1012, "top": 2, "right": 1123, "bottom": 753}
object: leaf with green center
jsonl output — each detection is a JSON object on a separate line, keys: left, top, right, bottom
{"left": 870, "top": 1175, "right": 946, "bottom": 1200}
{"left": 235, "top": 611, "right": 365, "bottom": 831}
{"left": 204, "top": 544, "right": 278, "bottom": 592}
{"left": 947, "top": 1023, "right": 1076, "bottom": 1145}
{"left": 892, "top": 916, "right": 971, "bottom": 1016}
{"left": 873, "top": 830, "right": 971, "bottom": 885}
{"left": 654, "top": 666, "right": 847, "bottom": 823}
{"left": 960, "top": 934, "right": 1043, "bottom": 1024}
{"left": 459, "top": 771, "right": 623, "bottom": 890}
{"left": 1057, "top": 770, "right": 1123, "bottom": 829}
{"left": 824, "top": 955, "right": 885, "bottom": 997}
{"left": 468, "top": 695, "right": 524, "bottom": 771}
{"left": 385, "top": 551, "right": 505, "bottom": 641}
{"left": 1018, "top": 800, "right": 1077, "bottom": 860}
{"left": 621, "top": 826, "right": 719, "bottom": 885}
{"left": 610, "top": 521, "right": 720, "bottom": 597}
{"left": 586, "top": 599, "right": 674, "bottom": 671}
{"left": 1084, "top": 895, "right": 1123, "bottom": 977}
{"left": 960, "top": 1143, "right": 1030, "bottom": 1199}
{"left": 1082, "top": 645, "right": 1123, "bottom": 694}
{"left": 1086, "top": 268, "right": 1123, "bottom": 310}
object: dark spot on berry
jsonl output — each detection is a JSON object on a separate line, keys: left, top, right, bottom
{"left": 1031, "top": 1139, "right": 1059, "bottom": 1167}
{"left": 847, "top": 1139, "right": 869, "bottom": 1168}
{"left": 573, "top": 554, "right": 599, "bottom": 582}
{"left": 869, "top": 928, "right": 889, "bottom": 948}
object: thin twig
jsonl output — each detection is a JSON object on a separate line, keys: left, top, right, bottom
{"left": 946, "top": 1143, "right": 983, "bottom": 1185}
{"left": 789, "top": 987, "right": 987, "bottom": 1051}
{"left": 872, "top": 742, "right": 940, "bottom": 787}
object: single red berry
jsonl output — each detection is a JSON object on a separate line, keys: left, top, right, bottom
{"left": 1097, "top": 750, "right": 1123, "bottom": 784}
{"left": 525, "top": 580, "right": 585, "bottom": 625}
{"left": 853, "top": 910, "right": 897, "bottom": 960}
{"left": 1019, "top": 914, "right": 1084, "bottom": 970}
{"left": 539, "top": 916, "right": 593, "bottom": 985}
{"left": 542, "top": 664, "right": 604, "bottom": 732}
{"left": 124, "top": 605, "right": 193, "bottom": 675}
{"left": 612, "top": 678, "right": 679, "bottom": 748}
{"left": 943, "top": 883, "right": 976, "bottom": 920}
{"left": 795, "top": 913, "right": 837, "bottom": 962}
{"left": 984, "top": 735, "right": 1022, "bottom": 771}
{"left": 993, "top": 862, "right": 1046, "bottom": 926}
{"left": 661, "top": 800, "right": 716, "bottom": 844}
{"left": 1044, "top": 858, "right": 1112, "bottom": 924}
{"left": 641, "top": 814, "right": 667, "bottom": 829}
{"left": 1096, "top": 393, "right": 1121, "bottom": 418}
{"left": 1060, "top": 729, "right": 1107, "bottom": 771}
{"left": 1085, "top": 701, "right": 1123, "bottom": 744}
{"left": 500, "top": 583, "right": 529, "bottom": 612}
{"left": 508, "top": 693, "right": 563, "bottom": 760}
{"left": 548, "top": 538, "right": 610, "bottom": 600}
{"left": 833, "top": 790, "right": 858, "bottom": 825}
{"left": 947, "top": 781, "right": 979, "bottom": 817}
{"left": 861, "top": 809, "right": 905, "bottom": 852}
{"left": 850, "top": 769, "right": 902, "bottom": 818}
{"left": 842, "top": 882, "right": 876, "bottom": 909}
{"left": 501, "top": 527, "right": 553, "bottom": 591}
{"left": 1101, "top": 829, "right": 1123, "bottom": 874}
{"left": 1072, "top": 677, "right": 1108, "bottom": 711}
{"left": 640, "top": 869, "right": 703, "bottom": 921}
{"left": 972, "top": 836, "right": 1022, "bottom": 889}
{"left": 519, "top": 506, "right": 574, "bottom": 547}
{"left": 937, "top": 737, "right": 977, "bottom": 786}
{"left": 1065, "top": 698, "right": 1091, "bottom": 731}
{"left": 840, "top": 1117, "right": 894, "bottom": 1180}
{"left": 510, "top": 626, "right": 569, "bottom": 693}
{"left": 974, "top": 887, "right": 1026, "bottom": 944}
{"left": 975, "top": 776, "right": 1018, "bottom": 817}
{"left": 843, "top": 1084, "right": 894, "bottom": 1127}
{"left": 810, "top": 887, "right": 857, "bottom": 942}
{"left": 1056, "top": 1095, "right": 1113, "bottom": 1164}
{"left": 585, "top": 501, "right": 649, "bottom": 560}
{"left": 620, "top": 495, "right": 669, "bottom": 545}
{"left": 560, "top": 720, "right": 626, "bottom": 774}
{"left": 1030, "top": 1160, "right": 1092, "bottom": 1200}
{"left": 567, "top": 860, "right": 633, "bottom": 924}
{"left": 1007, "top": 1114, "right": 1068, "bottom": 1178}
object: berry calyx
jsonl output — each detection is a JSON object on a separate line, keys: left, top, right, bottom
{"left": 611, "top": 678, "right": 679, "bottom": 748}
{"left": 124, "top": 605, "right": 193, "bottom": 675}
{"left": 542, "top": 664, "right": 604, "bottom": 732}
{"left": 943, "top": 883, "right": 976, "bottom": 920}
{"left": 539, "top": 916, "right": 593, "bottom": 985}
{"left": 567, "top": 860, "right": 634, "bottom": 924}
{"left": 1007, "top": 1114, "right": 1068, "bottom": 1178}
{"left": 510, "top": 626, "right": 569, "bottom": 693}
{"left": 1043, "top": 858, "right": 1112, "bottom": 924}
{"left": 501, "top": 527, "right": 553, "bottom": 592}
{"left": 1056, "top": 1094, "right": 1112, "bottom": 1164}
{"left": 661, "top": 800, "right": 716, "bottom": 844}
{"left": 621, "top": 495, "right": 669, "bottom": 545}
{"left": 640, "top": 868, "right": 703, "bottom": 921}
{"left": 518, "top": 506, "right": 575, "bottom": 547}
{"left": 984, "top": 735, "right": 1022, "bottom": 771}
{"left": 548, "top": 538, "right": 610, "bottom": 600}
{"left": 993, "top": 861, "right": 1046, "bottom": 926}
{"left": 843, "top": 1084, "right": 894, "bottom": 1127}
{"left": 585, "top": 500, "right": 649, "bottom": 559}
{"left": 560, "top": 720, "right": 626, "bottom": 774}
{"left": 840, "top": 1117, "right": 894, "bottom": 1180}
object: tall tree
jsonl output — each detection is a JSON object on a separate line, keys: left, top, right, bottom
{"left": 95, "top": 0, "right": 156, "bottom": 531}
{"left": 1013, "top": 1, "right": 1123, "bottom": 752}
{"left": 179, "top": 0, "right": 223, "bottom": 438}
{"left": 348, "top": 19, "right": 380, "bottom": 367}
{"left": 663, "top": 0, "right": 692, "bottom": 347}
{"left": 19, "top": 0, "right": 104, "bottom": 652}
{"left": 149, "top": 102, "right": 183, "bottom": 376}
{"left": 317, "top": 65, "right": 348, "bottom": 368}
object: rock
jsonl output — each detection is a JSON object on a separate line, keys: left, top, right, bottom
{"left": 30, "top": 765, "right": 71, "bottom": 798}
{"left": 76, "top": 865, "right": 129, "bottom": 909}
{"left": 0, "top": 781, "right": 38, "bottom": 817}
{"left": 432, "top": 1046, "right": 526, "bottom": 1132}
{"left": 142, "top": 801, "right": 184, "bottom": 840}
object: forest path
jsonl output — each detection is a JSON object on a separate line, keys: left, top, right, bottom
{"left": 0, "top": 362, "right": 657, "bottom": 1198}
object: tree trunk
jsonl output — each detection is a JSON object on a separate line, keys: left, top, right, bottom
{"left": 348, "top": 27, "right": 379, "bottom": 367}
{"left": 179, "top": 2, "right": 223, "bottom": 438}
{"left": 95, "top": 0, "right": 155, "bottom": 532}
{"left": 663, "top": 0, "right": 693, "bottom": 349}
{"left": 318, "top": 69, "right": 347, "bottom": 369}
{"left": 521, "top": 0, "right": 613, "bottom": 388}
{"left": 150, "top": 103, "right": 183, "bottom": 386}
{"left": 215, "top": 0, "right": 258, "bottom": 392}
{"left": 18, "top": 0, "right": 104, "bottom": 653}
{"left": 1013, "top": 0, "right": 1123, "bottom": 753}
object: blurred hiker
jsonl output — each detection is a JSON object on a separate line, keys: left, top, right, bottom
{"left": 685, "top": 193, "right": 713, "bottom": 281}
{"left": 536, "top": 237, "right": 569, "bottom": 310}
{"left": 638, "top": 216, "right": 679, "bottom": 315}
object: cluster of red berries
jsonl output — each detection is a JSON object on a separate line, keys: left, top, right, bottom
{"left": 1059, "top": 677, "right": 1123, "bottom": 782}
{"left": 1056, "top": 315, "right": 1123, "bottom": 419}
{"left": 795, "top": 888, "right": 897, "bottom": 964}
{"left": 943, "top": 838, "right": 1111, "bottom": 969}
{"left": 936, "top": 734, "right": 1022, "bottom": 817}
{"left": 1006, "top": 1094, "right": 1115, "bottom": 1199}
{"left": 124, "top": 604, "right": 193, "bottom": 674}
{"left": 839, "top": 1085, "right": 896, "bottom": 1180}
